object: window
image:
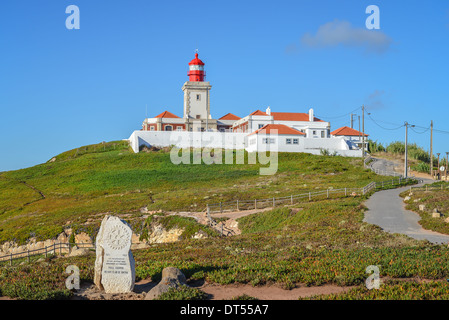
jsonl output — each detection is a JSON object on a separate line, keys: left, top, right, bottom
{"left": 150, "top": 126, "right": 155, "bottom": 131}
{"left": 293, "top": 139, "right": 299, "bottom": 144}
{"left": 286, "top": 138, "right": 292, "bottom": 144}
{"left": 263, "top": 138, "right": 275, "bottom": 144}
{"left": 196, "top": 115, "right": 201, "bottom": 119}
{"left": 249, "top": 138, "right": 256, "bottom": 145}
{"left": 258, "top": 124, "right": 265, "bottom": 129}
{"left": 313, "top": 130, "right": 317, "bottom": 135}
{"left": 165, "top": 125, "right": 172, "bottom": 131}
{"left": 196, "top": 94, "right": 201, "bottom": 101}
{"left": 321, "top": 131, "right": 325, "bottom": 138}
{"left": 177, "top": 126, "right": 183, "bottom": 131}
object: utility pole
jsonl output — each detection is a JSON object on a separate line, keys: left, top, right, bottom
{"left": 437, "top": 153, "right": 441, "bottom": 180}
{"left": 358, "top": 115, "right": 361, "bottom": 152}
{"left": 362, "top": 105, "right": 365, "bottom": 159}
{"left": 430, "top": 120, "right": 433, "bottom": 178}
{"left": 350, "top": 113, "right": 354, "bottom": 129}
{"left": 444, "top": 151, "right": 449, "bottom": 181}
{"left": 404, "top": 122, "right": 415, "bottom": 178}
{"left": 404, "top": 122, "right": 409, "bottom": 178}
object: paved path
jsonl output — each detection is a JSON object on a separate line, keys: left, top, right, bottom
{"left": 364, "top": 178, "right": 449, "bottom": 245}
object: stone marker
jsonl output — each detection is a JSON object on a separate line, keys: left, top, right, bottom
{"left": 145, "top": 267, "right": 187, "bottom": 300}
{"left": 94, "top": 215, "right": 135, "bottom": 293}
{"left": 418, "top": 204, "right": 426, "bottom": 211}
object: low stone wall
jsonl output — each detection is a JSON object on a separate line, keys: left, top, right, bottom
{"left": 0, "top": 224, "right": 205, "bottom": 260}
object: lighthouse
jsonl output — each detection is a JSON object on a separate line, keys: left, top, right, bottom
{"left": 182, "top": 52, "right": 215, "bottom": 131}
{"left": 187, "top": 53, "right": 205, "bottom": 81}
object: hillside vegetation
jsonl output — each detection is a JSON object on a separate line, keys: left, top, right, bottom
{"left": 0, "top": 140, "right": 392, "bottom": 244}
{"left": 1, "top": 141, "right": 448, "bottom": 300}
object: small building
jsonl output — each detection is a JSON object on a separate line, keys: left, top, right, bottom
{"left": 232, "top": 107, "right": 330, "bottom": 139}
{"left": 331, "top": 126, "right": 368, "bottom": 149}
{"left": 217, "top": 113, "right": 241, "bottom": 132}
{"left": 246, "top": 124, "right": 306, "bottom": 152}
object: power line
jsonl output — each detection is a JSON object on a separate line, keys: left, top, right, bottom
{"left": 410, "top": 125, "right": 430, "bottom": 134}
{"left": 316, "top": 106, "right": 361, "bottom": 120}
{"left": 367, "top": 113, "right": 404, "bottom": 131}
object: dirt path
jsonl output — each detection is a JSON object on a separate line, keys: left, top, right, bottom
{"left": 169, "top": 207, "right": 274, "bottom": 236}
{"left": 195, "top": 282, "right": 353, "bottom": 300}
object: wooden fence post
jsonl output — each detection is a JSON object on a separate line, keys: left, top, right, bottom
{"left": 273, "top": 197, "right": 275, "bottom": 207}
{"left": 220, "top": 202, "right": 222, "bottom": 213}
{"left": 236, "top": 200, "right": 239, "bottom": 211}
{"left": 291, "top": 195, "right": 293, "bottom": 205}
{"left": 254, "top": 199, "right": 257, "bottom": 209}
{"left": 327, "top": 189, "right": 329, "bottom": 199}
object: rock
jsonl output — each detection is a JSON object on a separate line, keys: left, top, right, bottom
{"left": 148, "top": 224, "right": 183, "bottom": 244}
{"left": 404, "top": 196, "right": 411, "bottom": 202}
{"left": 145, "top": 267, "right": 187, "bottom": 300}
{"left": 193, "top": 230, "right": 209, "bottom": 239}
{"left": 140, "top": 206, "right": 149, "bottom": 214}
{"left": 444, "top": 217, "right": 449, "bottom": 223}
{"left": 419, "top": 205, "right": 426, "bottom": 211}
{"left": 432, "top": 209, "right": 442, "bottom": 218}
{"left": 94, "top": 215, "right": 135, "bottom": 294}
{"left": 75, "top": 232, "right": 93, "bottom": 246}
{"left": 68, "top": 247, "right": 91, "bottom": 257}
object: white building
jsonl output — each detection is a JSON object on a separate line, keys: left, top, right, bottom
{"left": 331, "top": 126, "right": 369, "bottom": 150}
{"left": 232, "top": 107, "right": 330, "bottom": 139}
{"left": 130, "top": 52, "right": 365, "bottom": 157}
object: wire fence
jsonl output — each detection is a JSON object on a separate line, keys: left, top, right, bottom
{"left": 0, "top": 242, "right": 94, "bottom": 266}
{"left": 206, "top": 177, "right": 415, "bottom": 214}
{"left": 409, "top": 184, "right": 449, "bottom": 193}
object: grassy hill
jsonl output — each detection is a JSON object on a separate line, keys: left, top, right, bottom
{"left": 2, "top": 141, "right": 449, "bottom": 300}
{"left": 0, "top": 140, "right": 391, "bottom": 244}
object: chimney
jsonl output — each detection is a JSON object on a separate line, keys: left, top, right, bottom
{"left": 266, "top": 106, "right": 271, "bottom": 115}
{"left": 309, "top": 108, "right": 314, "bottom": 122}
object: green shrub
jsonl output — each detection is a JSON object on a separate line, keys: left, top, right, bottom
{"left": 155, "top": 285, "right": 208, "bottom": 300}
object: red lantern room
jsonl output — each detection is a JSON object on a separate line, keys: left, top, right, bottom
{"left": 188, "top": 53, "right": 205, "bottom": 82}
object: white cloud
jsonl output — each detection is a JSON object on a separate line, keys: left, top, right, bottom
{"left": 300, "top": 20, "right": 392, "bottom": 54}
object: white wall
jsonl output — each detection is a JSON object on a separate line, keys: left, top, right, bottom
{"left": 129, "top": 131, "right": 362, "bottom": 157}
{"left": 128, "top": 131, "right": 247, "bottom": 152}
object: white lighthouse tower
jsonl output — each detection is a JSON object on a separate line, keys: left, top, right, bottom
{"left": 182, "top": 52, "right": 215, "bottom": 131}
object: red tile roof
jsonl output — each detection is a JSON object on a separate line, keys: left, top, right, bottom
{"left": 154, "top": 111, "right": 180, "bottom": 119}
{"left": 271, "top": 112, "right": 323, "bottom": 122}
{"left": 249, "top": 124, "right": 306, "bottom": 136}
{"left": 249, "top": 110, "right": 268, "bottom": 116}
{"left": 219, "top": 113, "right": 241, "bottom": 120}
{"left": 331, "top": 126, "right": 368, "bottom": 137}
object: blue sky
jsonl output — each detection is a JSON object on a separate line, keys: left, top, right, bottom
{"left": 1, "top": 0, "right": 448, "bottom": 172}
